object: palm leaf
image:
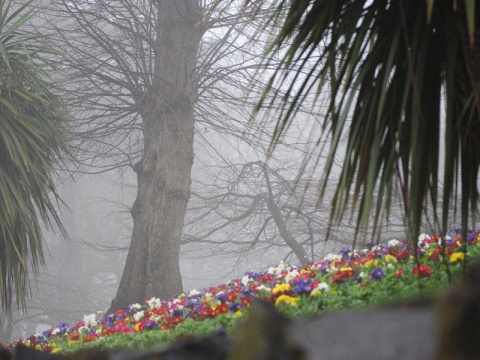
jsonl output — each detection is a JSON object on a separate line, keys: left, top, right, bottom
{"left": 0, "top": 0, "right": 70, "bottom": 311}
{"left": 236, "top": 0, "right": 480, "bottom": 254}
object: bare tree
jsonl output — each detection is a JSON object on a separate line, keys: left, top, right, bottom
{"left": 34, "top": 0, "right": 286, "bottom": 312}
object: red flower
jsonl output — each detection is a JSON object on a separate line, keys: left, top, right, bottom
{"left": 413, "top": 264, "right": 432, "bottom": 277}
{"left": 83, "top": 335, "right": 95, "bottom": 343}
{"left": 199, "top": 306, "right": 213, "bottom": 319}
{"left": 331, "top": 272, "right": 348, "bottom": 284}
{"left": 217, "top": 303, "right": 229, "bottom": 314}
{"left": 338, "top": 268, "right": 354, "bottom": 277}
{"left": 428, "top": 248, "right": 441, "bottom": 262}
{"left": 68, "top": 332, "right": 79, "bottom": 341}
{"left": 394, "top": 269, "right": 403, "bottom": 278}
{"left": 102, "top": 328, "right": 114, "bottom": 336}
{"left": 387, "top": 248, "right": 397, "bottom": 255}
{"left": 226, "top": 292, "right": 236, "bottom": 302}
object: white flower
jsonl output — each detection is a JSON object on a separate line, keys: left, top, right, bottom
{"left": 387, "top": 264, "right": 394, "bottom": 269}
{"left": 418, "top": 234, "right": 431, "bottom": 242}
{"left": 188, "top": 289, "right": 200, "bottom": 296}
{"left": 324, "top": 253, "right": 342, "bottom": 261}
{"left": 147, "top": 297, "right": 162, "bottom": 309}
{"left": 359, "top": 272, "right": 365, "bottom": 279}
{"left": 51, "top": 328, "right": 60, "bottom": 336}
{"left": 371, "top": 245, "right": 380, "bottom": 251}
{"left": 83, "top": 314, "right": 97, "bottom": 328}
{"left": 267, "top": 261, "right": 290, "bottom": 276}
{"left": 133, "top": 311, "right": 145, "bottom": 322}
{"left": 267, "top": 266, "right": 280, "bottom": 275}
{"left": 284, "top": 270, "right": 299, "bottom": 282}
{"left": 317, "top": 282, "right": 330, "bottom": 292}
{"left": 388, "top": 239, "right": 401, "bottom": 247}
{"left": 256, "top": 285, "right": 269, "bottom": 291}
{"left": 438, "top": 235, "right": 452, "bottom": 246}
{"left": 130, "top": 303, "right": 142, "bottom": 310}
{"left": 241, "top": 275, "right": 252, "bottom": 286}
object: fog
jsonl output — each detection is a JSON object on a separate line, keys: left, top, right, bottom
{"left": 0, "top": 0, "right": 415, "bottom": 342}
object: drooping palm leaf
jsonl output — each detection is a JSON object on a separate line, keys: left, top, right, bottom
{"left": 233, "top": 0, "right": 480, "bottom": 250}
{"left": 0, "top": 0, "right": 70, "bottom": 311}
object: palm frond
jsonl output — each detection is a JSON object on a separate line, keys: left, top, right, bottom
{"left": 0, "top": 0, "right": 70, "bottom": 311}
{"left": 238, "top": 0, "right": 480, "bottom": 249}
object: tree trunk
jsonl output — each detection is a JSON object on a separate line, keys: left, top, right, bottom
{"left": 108, "top": 1, "right": 203, "bottom": 313}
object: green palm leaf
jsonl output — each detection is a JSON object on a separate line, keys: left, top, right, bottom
{"left": 234, "top": 0, "right": 480, "bottom": 253}
{"left": 0, "top": 0, "right": 70, "bottom": 311}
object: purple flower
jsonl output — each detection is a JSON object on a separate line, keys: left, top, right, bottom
{"left": 215, "top": 293, "right": 227, "bottom": 303}
{"left": 292, "top": 280, "right": 314, "bottom": 294}
{"left": 143, "top": 320, "right": 158, "bottom": 330}
{"left": 229, "top": 303, "right": 241, "bottom": 312}
{"left": 371, "top": 268, "right": 384, "bottom": 280}
{"left": 172, "top": 308, "right": 183, "bottom": 317}
{"left": 58, "top": 322, "right": 70, "bottom": 334}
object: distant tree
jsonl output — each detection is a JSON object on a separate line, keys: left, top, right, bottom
{"left": 235, "top": 0, "right": 480, "bottom": 249}
{"left": 183, "top": 158, "right": 409, "bottom": 272}
{"left": 0, "top": 0, "right": 69, "bottom": 311}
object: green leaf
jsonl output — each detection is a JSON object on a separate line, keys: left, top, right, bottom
{"left": 0, "top": 96, "right": 17, "bottom": 114}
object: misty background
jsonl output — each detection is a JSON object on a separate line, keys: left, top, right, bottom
{"left": 1, "top": 0, "right": 457, "bottom": 342}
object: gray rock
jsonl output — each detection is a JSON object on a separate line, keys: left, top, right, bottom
{"left": 288, "top": 307, "right": 437, "bottom": 360}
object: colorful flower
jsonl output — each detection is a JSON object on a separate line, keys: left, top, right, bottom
{"left": 371, "top": 268, "right": 384, "bottom": 280}
{"left": 413, "top": 264, "right": 432, "bottom": 277}
{"left": 450, "top": 252, "right": 465, "bottom": 264}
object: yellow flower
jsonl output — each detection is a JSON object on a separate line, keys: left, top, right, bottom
{"left": 450, "top": 252, "right": 465, "bottom": 264}
{"left": 179, "top": 293, "right": 186, "bottom": 299}
{"left": 234, "top": 310, "right": 243, "bottom": 317}
{"left": 275, "top": 295, "right": 298, "bottom": 307}
{"left": 310, "top": 288, "right": 322, "bottom": 296}
{"left": 364, "top": 259, "right": 379, "bottom": 268}
{"left": 35, "top": 345, "right": 41, "bottom": 351}
{"left": 272, "top": 283, "right": 291, "bottom": 295}
{"left": 384, "top": 255, "right": 397, "bottom": 263}
{"left": 300, "top": 269, "right": 310, "bottom": 275}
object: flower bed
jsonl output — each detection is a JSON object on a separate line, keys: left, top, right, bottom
{"left": 3, "top": 230, "right": 479, "bottom": 354}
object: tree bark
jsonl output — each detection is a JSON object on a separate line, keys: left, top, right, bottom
{"left": 108, "top": 0, "right": 203, "bottom": 313}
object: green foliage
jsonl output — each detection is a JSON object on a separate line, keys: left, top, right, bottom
{"left": 0, "top": 0, "right": 69, "bottom": 310}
